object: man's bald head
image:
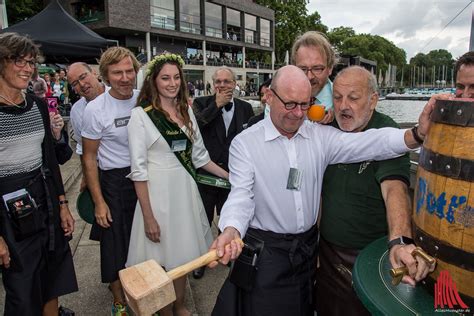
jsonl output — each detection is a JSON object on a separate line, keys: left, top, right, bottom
{"left": 267, "top": 65, "right": 312, "bottom": 138}
{"left": 272, "top": 65, "right": 311, "bottom": 94}
{"left": 67, "top": 62, "right": 104, "bottom": 101}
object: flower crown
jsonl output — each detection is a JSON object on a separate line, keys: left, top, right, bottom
{"left": 146, "top": 53, "right": 185, "bottom": 76}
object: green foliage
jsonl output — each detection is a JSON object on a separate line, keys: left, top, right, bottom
{"left": 407, "top": 50, "right": 454, "bottom": 86}
{"left": 256, "top": 0, "right": 326, "bottom": 62}
{"left": 339, "top": 34, "right": 406, "bottom": 80}
{"left": 327, "top": 26, "right": 355, "bottom": 51}
{"left": 6, "top": 0, "right": 43, "bottom": 26}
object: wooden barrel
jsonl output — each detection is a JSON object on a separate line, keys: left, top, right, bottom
{"left": 413, "top": 98, "right": 474, "bottom": 308}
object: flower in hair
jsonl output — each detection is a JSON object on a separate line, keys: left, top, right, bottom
{"left": 146, "top": 53, "right": 185, "bottom": 76}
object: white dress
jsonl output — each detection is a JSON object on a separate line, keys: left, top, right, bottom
{"left": 126, "top": 106, "right": 213, "bottom": 270}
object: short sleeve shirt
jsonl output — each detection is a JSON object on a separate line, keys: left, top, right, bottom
{"left": 81, "top": 89, "right": 139, "bottom": 170}
{"left": 320, "top": 111, "right": 411, "bottom": 249}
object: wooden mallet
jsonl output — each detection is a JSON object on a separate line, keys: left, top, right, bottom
{"left": 119, "top": 239, "right": 243, "bottom": 315}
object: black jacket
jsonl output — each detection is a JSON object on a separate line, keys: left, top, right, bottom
{"left": 193, "top": 95, "right": 254, "bottom": 171}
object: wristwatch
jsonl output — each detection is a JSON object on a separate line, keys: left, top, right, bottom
{"left": 387, "top": 236, "right": 415, "bottom": 250}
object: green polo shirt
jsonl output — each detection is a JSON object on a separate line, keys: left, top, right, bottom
{"left": 320, "top": 111, "right": 410, "bottom": 250}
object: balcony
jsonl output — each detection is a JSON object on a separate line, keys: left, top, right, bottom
{"left": 77, "top": 10, "right": 105, "bottom": 24}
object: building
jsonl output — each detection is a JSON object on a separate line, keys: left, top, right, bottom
{"left": 62, "top": 0, "right": 275, "bottom": 95}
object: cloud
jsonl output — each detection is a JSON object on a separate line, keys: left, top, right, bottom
{"left": 308, "top": 0, "right": 472, "bottom": 59}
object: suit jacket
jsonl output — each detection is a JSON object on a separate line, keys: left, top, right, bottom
{"left": 193, "top": 95, "right": 254, "bottom": 171}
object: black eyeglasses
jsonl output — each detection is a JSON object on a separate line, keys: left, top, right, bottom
{"left": 270, "top": 88, "right": 313, "bottom": 111}
{"left": 12, "top": 57, "right": 36, "bottom": 68}
{"left": 298, "top": 65, "right": 326, "bottom": 76}
{"left": 70, "top": 72, "right": 90, "bottom": 88}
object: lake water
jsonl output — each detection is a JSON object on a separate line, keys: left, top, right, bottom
{"left": 376, "top": 99, "right": 426, "bottom": 124}
{"left": 247, "top": 99, "right": 427, "bottom": 124}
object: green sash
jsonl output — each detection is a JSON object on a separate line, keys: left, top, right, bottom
{"left": 142, "top": 104, "right": 230, "bottom": 189}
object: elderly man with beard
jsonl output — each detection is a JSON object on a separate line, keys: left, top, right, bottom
{"left": 68, "top": 62, "right": 106, "bottom": 191}
{"left": 210, "top": 65, "right": 435, "bottom": 316}
{"left": 315, "top": 66, "right": 434, "bottom": 316}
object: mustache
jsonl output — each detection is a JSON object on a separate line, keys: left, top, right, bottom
{"left": 309, "top": 78, "right": 319, "bottom": 86}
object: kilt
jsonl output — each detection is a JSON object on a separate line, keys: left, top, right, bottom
{"left": 89, "top": 167, "right": 137, "bottom": 283}
{"left": 212, "top": 225, "right": 319, "bottom": 316}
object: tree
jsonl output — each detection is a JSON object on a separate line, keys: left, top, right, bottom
{"left": 256, "top": 0, "right": 327, "bottom": 63}
{"left": 6, "top": 0, "right": 43, "bottom": 26}
{"left": 327, "top": 26, "right": 355, "bottom": 52}
{"left": 340, "top": 34, "right": 406, "bottom": 85}
{"left": 408, "top": 50, "right": 454, "bottom": 87}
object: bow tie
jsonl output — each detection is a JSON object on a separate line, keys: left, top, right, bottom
{"left": 224, "top": 102, "right": 233, "bottom": 111}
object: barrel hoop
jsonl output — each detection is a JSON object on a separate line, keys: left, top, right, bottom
{"left": 418, "top": 147, "right": 474, "bottom": 182}
{"left": 414, "top": 226, "right": 474, "bottom": 271}
{"left": 432, "top": 99, "right": 474, "bottom": 126}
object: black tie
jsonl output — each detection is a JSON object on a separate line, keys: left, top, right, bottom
{"left": 225, "top": 102, "right": 233, "bottom": 111}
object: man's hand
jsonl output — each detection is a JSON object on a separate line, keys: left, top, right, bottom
{"left": 59, "top": 204, "right": 75, "bottom": 236}
{"left": 319, "top": 108, "right": 334, "bottom": 125}
{"left": 0, "top": 237, "right": 10, "bottom": 269}
{"left": 208, "top": 226, "right": 242, "bottom": 268}
{"left": 95, "top": 202, "right": 113, "bottom": 228}
{"left": 215, "top": 87, "right": 233, "bottom": 108}
{"left": 417, "top": 93, "right": 453, "bottom": 138}
{"left": 389, "top": 244, "right": 436, "bottom": 286}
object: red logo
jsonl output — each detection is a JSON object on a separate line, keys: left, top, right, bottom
{"left": 434, "top": 270, "right": 470, "bottom": 312}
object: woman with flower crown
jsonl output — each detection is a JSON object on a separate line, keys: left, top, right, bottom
{"left": 126, "top": 53, "right": 229, "bottom": 316}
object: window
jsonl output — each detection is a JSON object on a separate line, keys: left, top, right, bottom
{"left": 260, "top": 19, "right": 271, "bottom": 47}
{"left": 150, "top": 0, "right": 175, "bottom": 30}
{"left": 180, "top": 0, "right": 201, "bottom": 34}
{"left": 245, "top": 14, "right": 257, "bottom": 44}
{"left": 226, "top": 8, "right": 241, "bottom": 41}
{"left": 205, "top": 2, "right": 222, "bottom": 38}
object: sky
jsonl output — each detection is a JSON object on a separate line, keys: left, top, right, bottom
{"left": 307, "top": 0, "right": 472, "bottom": 61}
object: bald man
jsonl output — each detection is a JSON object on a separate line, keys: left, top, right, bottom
{"left": 211, "top": 65, "right": 435, "bottom": 316}
{"left": 68, "top": 62, "right": 106, "bottom": 191}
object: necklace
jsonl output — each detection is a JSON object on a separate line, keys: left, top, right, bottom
{"left": 0, "top": 92, "right": 26, "bottom": 109}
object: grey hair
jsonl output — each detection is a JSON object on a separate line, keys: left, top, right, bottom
{"left": 212, "top": 66, "right": 236, "bottom": 82}
{"left": 335, "top": 66, "right": 378, "bottom": 94}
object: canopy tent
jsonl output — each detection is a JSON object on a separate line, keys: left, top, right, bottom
{"left": 1, "top": 0, "right": 115, "bottom": 62}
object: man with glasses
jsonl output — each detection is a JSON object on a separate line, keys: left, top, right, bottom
{"left": 67, "top": 62, "right": 106, "bottom": 190}
{"left": 192, "top": 66, "right": 254, "bottom": 279}
{"left": 210, "top": 65, "right": 435, "bottom": 316}
{"left": 292, "top": 31, "right": 336, "bottom": 124}
{"left": 315, "top": 66, "right": 433, "bottom": 315}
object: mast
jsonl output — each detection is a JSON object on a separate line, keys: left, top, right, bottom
{"left": 470, "top": 1, "right": 474, "bottom": 51}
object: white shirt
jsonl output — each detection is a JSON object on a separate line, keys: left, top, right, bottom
{"left": 81, "top": 89, "right": 139, "bottom": 170}
{"left": 70, "top": 86, "right": 108, "bottom": 155}
{"left": 218, "top": 116, "right": 410, "bottom": 237}
{"left": 222, "top": 98, "right": 235, "bottom": 135}
{"left": 70, "top": 97, "right": 88, "bottom": 155}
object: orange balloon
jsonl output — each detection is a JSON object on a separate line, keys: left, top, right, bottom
{"left": 307, "top": 104, "right": 326, "bottom": 122}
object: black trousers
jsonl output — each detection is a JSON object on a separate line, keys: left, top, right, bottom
{"left": 89, "top": 167, "right": 137, "bottom": 283}
{"left": 314, "top": 237, "right": 370, "bottom": 316}
{"left": 212, "top": 225, "right": 319, "bottom": 316}
{"left": 197, "top": 182, "right": 229, "bottom": 225}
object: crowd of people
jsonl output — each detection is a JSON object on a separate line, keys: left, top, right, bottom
{"left": 0, "top": 28, "right": 472, "bottom": 316}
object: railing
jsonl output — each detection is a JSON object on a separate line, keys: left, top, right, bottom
{"left": 151, "top": 15, "right": 176, "bottom": 30}
{"left": 180, "top": 21, "right": 201, "bottom": 35}
{"left": 205, "top": 27, "right": 223, "bottom": 39}
{"left": 77, "top": 11, "right": 105, "bottom": 24}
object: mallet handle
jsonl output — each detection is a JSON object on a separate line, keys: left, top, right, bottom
{"left": 167, "top": 238, "right": 243, "bottom": 280}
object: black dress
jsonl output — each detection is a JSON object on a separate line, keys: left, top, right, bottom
{"left": 0, "top": 94, "right": 78, "bottom": 315}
